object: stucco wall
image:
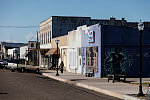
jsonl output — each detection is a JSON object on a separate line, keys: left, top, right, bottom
{"left": 68, "top": 26, "right": 87, "bottom": 74}
{"left": 51, "top": 35, "right": 68, "bottom": 48}
{"left": 81, "top": 24, "right": 101, "bottom": 77}
{"left": 20, "top": 46, "right": 28, "bottom": 60}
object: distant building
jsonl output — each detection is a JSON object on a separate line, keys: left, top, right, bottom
{"left": 20, "top": 46, "right": 28, "bottom": 60}
{"left": 8, "top": 48, "right": 20, "bottom": 59}
{"left": 0, "top": 42, "right": 27, "bottom": 59}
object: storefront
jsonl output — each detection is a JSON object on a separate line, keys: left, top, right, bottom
{"left": 45, "top": 48, "right": 60, "bottom": 69}
{"left": 68, "top": 23, "right": 150, "bottom": 77}
{"left": 81, "top": 24, "right": 101, "bottom": 77}
{"left": 68, "top": 26, "right": 85, "bottom": 74}
{"left": 39, "top": 49, "right": 49, "bottom": 67}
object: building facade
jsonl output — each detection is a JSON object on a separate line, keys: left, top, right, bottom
{"left": 68, "top": 24, "right": 101, "bottom": 77}
{"left": 68, "top": 25, "right": 87, "bottom": 74}
{"left": 68, "top": 23, "right": 150, "bottom": 78}
{"left": 101, "top": 25, "right": 150, "bottom": 77}
{"left": 20, "top": 46, "right": 28, "bottom": 61}
{"left": 39, "top": 16, "right": 92, "bottom": 67}
{"left": 39, "top": 16, "right": 150, "bottom": 77}
{"left": 81, "top": 24, "right": 101, "bottom": 77}
{"left": 39, "top": 16, "right": 130, "bottom": 68}
{"left": 45, "top": 35, "right": 68, "bottom": 70}
{"left": 8, "top": 48, "right": 20, "bottom": 59}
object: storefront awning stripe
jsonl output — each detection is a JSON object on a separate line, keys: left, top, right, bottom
{"left": 45, "top": 48, "right": 60, "bottom": 55}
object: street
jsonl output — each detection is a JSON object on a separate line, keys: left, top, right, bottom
{"left": 0, "top": 69, "right": 121, "bottom": 100}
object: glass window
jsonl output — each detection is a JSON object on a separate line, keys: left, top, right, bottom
{"left": 78, "top": 48, "right": 81, "bottom": 56}
{"left": 48, "top": 31, "right": 49, "bottom": 43}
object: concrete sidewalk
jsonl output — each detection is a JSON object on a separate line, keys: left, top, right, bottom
{"left": 42, "top": 70, "right": 149, "bottom": 100}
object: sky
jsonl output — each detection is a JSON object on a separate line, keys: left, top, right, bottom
{"left": 0, "top": 0, "right": 150, "bottom": 43}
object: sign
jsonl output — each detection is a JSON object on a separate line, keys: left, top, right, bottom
{"left": 88, "top": 31, "right": 95, "bottom": 43}
{"left": 28, "top": 41, "right": 36, "bottom": 49}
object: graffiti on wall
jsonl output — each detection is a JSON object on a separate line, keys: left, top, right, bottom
{"left": 104, "top": 47, "right": 134, "bottom": 75}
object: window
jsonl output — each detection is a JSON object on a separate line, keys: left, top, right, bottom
{"left": 86, "top": 47, "right": 98, "bottom": 72}
{"left": 80, "top": 58, "right": 81, "bottom": 66}
{"left": 44, "top": 33, "right": 45, "bottom": 44}
{"left": 78, "top": 48, "right": 81, "bottom": 56}
{"left": 46, "top": 33, "right": 47, "bottom": 44}
{"left": 48, "top": 31, "right": 49, "bottom": 43}
{"left": 42, "top": 34, "right": 43, "bottom": 44}
{"left": 50, "top": 31, "right": 51, "bottom": 43}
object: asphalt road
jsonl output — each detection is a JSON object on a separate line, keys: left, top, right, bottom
{"left": 0, "top": 69, "right": 122, "bottom": 100}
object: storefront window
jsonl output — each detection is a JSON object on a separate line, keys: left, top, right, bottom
{"left": 86, "top": 47, "right": 98, "bottom": 72}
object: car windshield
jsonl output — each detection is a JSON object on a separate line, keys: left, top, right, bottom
{"left": 8, "top": 60, "right": 18, "bottom": 63}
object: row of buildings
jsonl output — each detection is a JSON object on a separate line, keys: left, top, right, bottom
{"left": 1, "top": 16, "right": 150, "bottom": 77}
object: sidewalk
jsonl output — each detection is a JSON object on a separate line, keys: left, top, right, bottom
{"left": 41, "top": 70, "right": 149, "bottom": 100}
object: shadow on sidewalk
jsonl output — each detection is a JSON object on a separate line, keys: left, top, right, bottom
{"left": 70, "top": 79, "right": 87, "bottom": 81}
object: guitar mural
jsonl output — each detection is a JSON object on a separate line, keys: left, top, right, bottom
{"left": 104, "top": 47, "right": 134, "bottom": 76}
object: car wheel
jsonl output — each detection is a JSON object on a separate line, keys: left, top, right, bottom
{"left": 20, "top": 68, "right": 25, "bottom": 73}
{"left": 11, "top": 68, "right": 15, "bottom": 72}
{"left": 35, "top": 68, "right": 40, "bottom": 74}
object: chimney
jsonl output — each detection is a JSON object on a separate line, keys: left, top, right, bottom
{"left": 122, "top": 18, "right": 125, "bottom": 20}
{"left": 110, "top": 16, "right": 115, "bottom": 21}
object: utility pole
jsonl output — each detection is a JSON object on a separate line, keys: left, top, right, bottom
{"left": 36, "top": 31, "right": 39, "bottom": 66}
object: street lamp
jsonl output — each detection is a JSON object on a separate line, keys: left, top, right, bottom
{"left": 55, "top": 38, "right": 59, "bottom": 76}
{"left": 137, "top": 20, "right": 144, "bottom": 96}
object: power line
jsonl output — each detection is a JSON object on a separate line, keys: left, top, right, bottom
{"left": 30, "top": 32, "right": 37, "bottom": 41}
{"left": 0, "top": 26, "right": 40, "bottom": 28}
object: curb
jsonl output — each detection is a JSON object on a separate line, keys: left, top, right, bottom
{"left": 42, "top": 73, "right": 144, "bottom": 100}
{"left": 76, "top": 82, "right": 122, "bottom": 99}
{"left": 42, "top": 73, "right": 68, "bottom": 83}
{"left": 76, "top": 83, "right": 143, "bottom": 100}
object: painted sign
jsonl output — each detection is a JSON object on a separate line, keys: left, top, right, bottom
{"left": 88, "top": 31, "right": 95, "bottom": 43}
{"left": 28, "top": 41, "right": 36, "bottom": 49}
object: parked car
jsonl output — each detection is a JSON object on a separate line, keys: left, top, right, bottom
{"left": 0, "top": 62, "right": 5, "bottom": 69}
{"left": 0, "top": 59, "right": 8, "bottom": 68}
{"left": 8, "top": 59, "right": 26, "bottom": 72}
{"left": 3, "top": 59, "right": 8, "bottom": 65}
{"left": 7, "top": 59, "right": 18, "bottom": 70}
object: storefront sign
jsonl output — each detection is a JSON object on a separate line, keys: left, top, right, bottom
{"left": 28, "top": 41, "right": 36, "bottom": 49}
{"left": 88, "top": 31, "right": 95, "bottom": 43}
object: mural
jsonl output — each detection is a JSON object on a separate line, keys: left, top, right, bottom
{"left": 104, "top": 47, "right": 134, "bottom": 76}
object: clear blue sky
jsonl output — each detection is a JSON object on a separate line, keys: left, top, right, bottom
{"left": 0, "top": 0, "right": 150, "bottom": 43}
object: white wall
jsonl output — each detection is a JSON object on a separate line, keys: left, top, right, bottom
{"left": 40, "top": 43, "right": 51, "bottom": 49}
{"left": 81, "top": 24, "right": 101, "bottom": 77}
{"left": 68, "top": 25, "right": 87, "bottom": 74}
{"left": 8, "top": 48, "right": 20, "bottom": 59}
{"left": 20, "top": 46, "right": 28, "bottom": 60}
{"left": 60, "top": 46, "right": 68, "bottom": 71}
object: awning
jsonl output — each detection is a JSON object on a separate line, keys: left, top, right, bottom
{"left": 45, "top": 48, "right": 60, "bottom": 55}
{"left": 38, "top": 49, "right": 50, "bottom": 55}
